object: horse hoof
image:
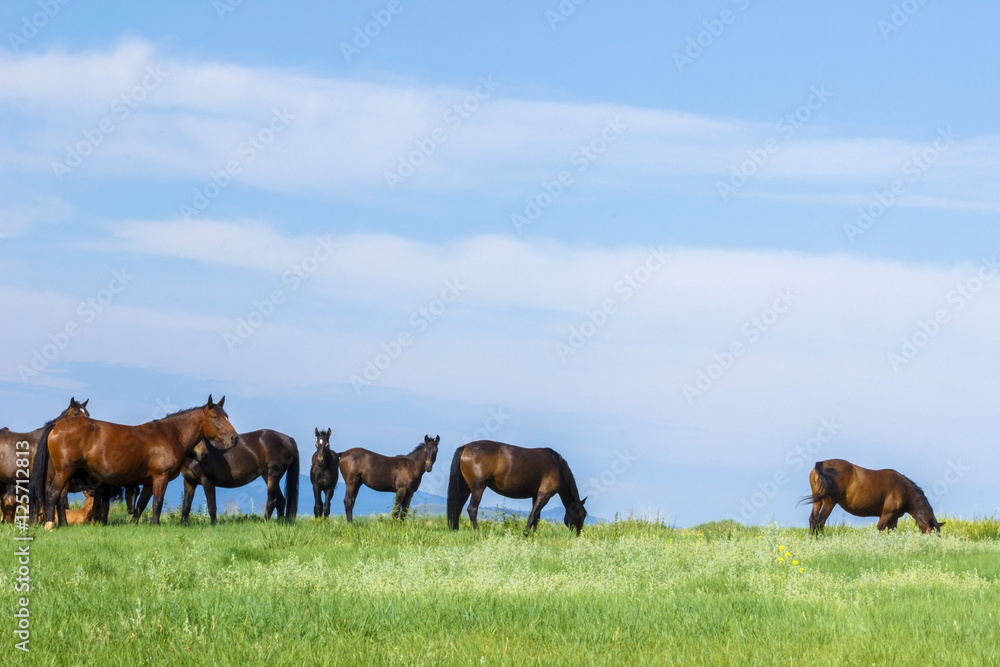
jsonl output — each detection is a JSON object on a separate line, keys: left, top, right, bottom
{"left": 44, "top": 521, "right": 56, "bottom": 531}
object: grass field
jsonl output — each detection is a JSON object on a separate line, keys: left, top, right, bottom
{"left": 3, "top": 510, "right": 1000, "bottom": 666}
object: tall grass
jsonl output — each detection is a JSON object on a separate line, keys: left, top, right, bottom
{"left": 2, "top": 513, "right": 998, "bottom": 665}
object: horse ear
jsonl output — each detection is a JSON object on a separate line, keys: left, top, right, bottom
{"left": 315, "top": 427, "right": 321, "bottom": 437}
{"left": 581, "top": 497, "right": 588, "bottom": 505}
{"left": 70, "top": 396, "right": 76, "bottom": 403}
{"left": 217, "top": 395, "right": 225, "bottom": 408}
{"left": 81, "top": 399, "right": 89, "bottom": 408}
{"left": 207, "top": 394, "right": 214, "bottom": 407}
{"left": 434, "top": 435, "right": 440, "bottom": 444}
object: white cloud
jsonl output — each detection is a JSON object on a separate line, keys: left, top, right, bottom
{"left": 2, "top": 40, "right": 998, "bottom": 207}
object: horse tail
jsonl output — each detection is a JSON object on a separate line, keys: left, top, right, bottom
{"left": 447, "top": 446, "right": 468, "bottom": 530}
{"left": 284, "top": 439, "right": 299, "bottom": 521}
{"left": 27, "top": 422, "right": 56, "bottom": 524}
{"left": 799, "top": 461, "right": 839, "bottom": 505}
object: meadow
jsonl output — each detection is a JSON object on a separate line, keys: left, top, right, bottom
{"left": 3, "top": 510, "right": 999, "bottom": 666}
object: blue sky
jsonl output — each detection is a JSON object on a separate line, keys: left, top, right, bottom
{"left": 2, "top": 1, "right": 998, "bottom": 526}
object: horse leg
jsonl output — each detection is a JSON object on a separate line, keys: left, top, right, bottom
{"left": 264, "top": 475, "right": 278, "bottom": 520}
{"left": 525, "top": 491, "right": 555, "bottom": 535}
{"left": 400, "top": 490, "right": 414, "bottom": 521}
{"left": 126, "top": 486, "right": 139, "bottom": 515}
{"left": 467, "top": 485, "right": 486, "bottom": 531}
{"left": 46, "top": 471, "right": 72, "bottom": 528}
{"left": 203, "top": 482, "right": 217, "bottom": 525}
{"left": 344, "top": 479, "right": 360, "bottom": 523}
{"left": 391, "top": 489, "right": 405, "bottom": 520}
{"left": 313, "top": 482, "right": 323, "bottom": 518}
{"left": 131, "top": 486, "right": 153, "bottom": 524}
{"left": 876, "top": 509, "right": 897, "bottom": 532}
{"left": 322, "top": 485, "right": 332, "bottom": 518}
{"left": 181, "top": 479, "right": 196, "bottom": 525}
{"left": 149, "top": 476, "right": 169, "bottom": 526}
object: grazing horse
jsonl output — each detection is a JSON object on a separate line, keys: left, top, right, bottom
{"left": 310, "top": 428, "right": 339, "bottom": 518}
{"left": 339, "top": 435, "right": 440, "bottom": 522}
{"left": 803, "top": 459, "right": 945, "bottom": 534}
{"left": 447, "top": 440, "right": 587, "bottom": 535}
{"left": 29, "top": 395, "right": 238, "bottom": 528}
{"left": 173, "top": 429, "right": 299, "bottom": 524}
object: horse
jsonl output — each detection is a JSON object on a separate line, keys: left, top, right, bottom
{"left": 1, "top": 397, "right": 91, "bottom": 525}
{"left": 447, "top": 440, "right": 587, "bottom": 535}
{"left": 0, "top": 397, "right": 90, "bottom": 493}
{"left": 310, "top": 428, "right": 339, "bottom": 518}
{"left": 173, "top": 429, "right": 299, "bottom": 525}
{"left": 29, "top": 395, "right": 238, "bottom": 528}
{"left": 339, "top": 435, "right": 440, "bottom": 522}
{"left": 802, "top": 459, "right": 945, "bottom": 534}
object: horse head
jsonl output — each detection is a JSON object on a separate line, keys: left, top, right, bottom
{"left": 65, "top": 396, "right": 90, "bottom": 419}
{"left": 564, "top": 496, "right": 587, "bottom": 535}
{"left": 202, "top": 395, "right": 238, "bottom": 449}
{"left": 314, "top": 427, "right": 332, "bottom": 463}
{"left": 422, "top": 434, "right": 440, "bottom": 472}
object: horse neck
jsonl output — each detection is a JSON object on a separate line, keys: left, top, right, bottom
{"left": 405, "top": 444, "right": 428, "bottom": 470}
{"left": 153, "top": 411, "right": 206, "bottom": 458}
{"left": 555, "top": 462, "right": 581, "bottom": 508}
{"left": 904, "top": 479, "right": 936, "bottom": 526}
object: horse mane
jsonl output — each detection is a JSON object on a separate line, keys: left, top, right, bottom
{"left": 161, "top": 403, "right": 228, "bottom": 420}
{"left": 545, "top": 448, "right": 582, "bottom": 506}
{"left": 900, "top": 474, "right": 936, "bottom": 521}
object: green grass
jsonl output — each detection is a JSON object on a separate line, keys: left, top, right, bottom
{"left": 2, "top": 511, "right": 999, "bottom": 666}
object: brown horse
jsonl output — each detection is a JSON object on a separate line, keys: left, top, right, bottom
{"left": 447, "top": 440, "right": 587, "bottom": 535}
{"left": 173, "top": 429, "right": 299, "bottom": 524}
{"left": 29, "top": 395, "right": 238, "bottom": 528}
{"left": 803, "top": 459, "right": 945, "bottom": 534}
{"left": 0, "top": 397, "right": 90, "bottom": 500}
{"left": 1, "top": 397, "right": 90, "bottom": 525}
{"left": 339, "top": 435, "right": 440, "bottom": 522}
{"left": 310, "top": 428, "right": 339, "bottom": 518}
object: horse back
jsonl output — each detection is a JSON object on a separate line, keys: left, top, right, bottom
{"left": 461, "top": 440, "right": 559, "bottom": 498}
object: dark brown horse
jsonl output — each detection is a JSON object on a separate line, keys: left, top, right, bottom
{"left": 803, "top": 459, "right": 945, "bottom": 534}
{"left": 447, "top": 440, "right": 587, "bottom": 535}
{"left": 310, "top": 428, "right": 339, "bottom": 518}
{"left": 172, "top": 429, "right": 299, "bottom": 524}
{"left": 339, "top": 435, "right": 440, "bottom": 522}
{"left": 29, "top": 395, "right": 238, "bottom": 528}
